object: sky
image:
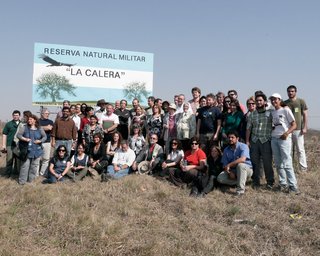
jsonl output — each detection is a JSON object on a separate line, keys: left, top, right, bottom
{"left": 1, "top": 0, "right": 319, "bottom": 128}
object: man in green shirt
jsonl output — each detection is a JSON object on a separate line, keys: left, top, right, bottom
{"left": 284, "top": 85, "right": 308, "bottom": 172}
{"left": 1, "top": 110, "right": 21, "bottom": 176}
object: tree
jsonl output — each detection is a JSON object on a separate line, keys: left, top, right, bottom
{"left": 36, "top": 73, "right": 76, "bottom": 103}
{"left": 123, "top": 82, "right": 149, "bottom": 102}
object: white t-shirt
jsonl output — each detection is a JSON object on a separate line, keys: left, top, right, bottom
{"left": 271, "top": 107, "right": 295, "bottom": 138}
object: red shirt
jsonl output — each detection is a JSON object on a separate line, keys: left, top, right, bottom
{"left": 184, "top": 149, "right": 206, "bottom": 166}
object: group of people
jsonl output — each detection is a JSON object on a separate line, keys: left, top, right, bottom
{"left": 1, "top": 85, "right": 308, "bottom": 196}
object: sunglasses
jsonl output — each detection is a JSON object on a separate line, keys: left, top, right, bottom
{"left": 247, "top": 103, "right": 255, "bottom": 105}
{"left": 172, "top": 142, "right": 178, "bottom": 145}
{"left": 150, "top": 137, "right": 157, "bottom": 140}
{"left": 58, "top": 149, "right": 66, "bottom": 152}
{"left": 225, "top": 101, "right": 231, "bottom": 103}
{"left": 191, "top": 142, "right": 198, "bottom": 145}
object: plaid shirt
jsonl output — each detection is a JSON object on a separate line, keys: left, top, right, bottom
{"left": 246, "top": 109, "right": 273, "bottom": 143}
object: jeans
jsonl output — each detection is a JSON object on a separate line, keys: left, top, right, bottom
{"left": 250, "top": 140, "right": 274, "bottom": 186}
{"left": 292, "top": 130, "right": 307, "bottom": 170}
{"left": 39, "top": 142, "right": 52, "bottom": 176}
{"left": 217, "top": 163, "right": 253, "bottom": 193}
{"left": 19, "top": 157, "right": 40, "bottom": 184}
{"left": 271, "top": 137, "right": 298, "bottom": 188}
{"left": 107, "top": 165, "right": 130, "bottom": 179}
{"left": 55, "top": 140, "right": 73, "bottom": 156}
{"left": 47, "top": 169, "right": 65, "bottom": 183}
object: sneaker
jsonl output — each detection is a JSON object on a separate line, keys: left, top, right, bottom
{"left": 289, "top": 186, "right": 301, "bottom": 195}
{"left": 266, "top": 184, "right": 274, "bottom": 190}
{"left": 189, "top": 186, "right": 199, "bottom": 197}
{"left": 101, "top": 173, "right": 109, "bottom": 182}
{"left": 235, "top": 190, "right": 245, "bottom": 196}
{"left": 279, "top": 185, "right": 289, "bottom": 193}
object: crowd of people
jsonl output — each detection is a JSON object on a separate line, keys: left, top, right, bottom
{"left": 1, "top": 85, "right": 308, "bottom": 196}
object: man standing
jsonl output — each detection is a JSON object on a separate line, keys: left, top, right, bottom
{"left": 188, "top": 87, "right": 201, "bottom": 114}
{"left": 1, "top": 110, "right": 21, "bottom": 177}
{"left": 196, "top": 93, "right": 221, "bottom": 150}
{"left": 101, "top": 140, "right": 136, "bottom": 181}
{"left": 100, "top": 104, "right": 119, "bottom": 143}
{"left": 114, "top": 99, "right": 131, "bottom": 139}
{"left": 39, "top": 108, "right": 54, "bottom": 176}
{"left": 284, "top": 85, "right": 308, "bottom": 172}
{"left": 246, "top": 93, "right": 274, "bottom": 189}
{"left": 51, "top": 107, "right": 77, "bottom": 154}
{"left": 217, "top": 130, "right": 253, "bottom": 195}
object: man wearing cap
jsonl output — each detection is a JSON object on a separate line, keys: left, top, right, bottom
{"left": 270, "top": 93, "right": 299, "bottom": 194}
{"left": 95, "top": 99, "right": 107, "bottom": 122}
{"left": 246, "top": 93, "right": 274, "bottom": 189}
{"left": 284, "top": 85, "right": 308, "bottom": 172}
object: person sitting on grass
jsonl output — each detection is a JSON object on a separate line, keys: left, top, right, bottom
{"left": 101, "top": 140, "right": 136, "bottom": 182}
{"left": 217, "top": 130, "right": 253, "bottom": 196}
{"left": 65, "top": 143, "right": 89, "bottom": 182}
{"left": 43, "top": 145, "right": 71, "bottom": 184}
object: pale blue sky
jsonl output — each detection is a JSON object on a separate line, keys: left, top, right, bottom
{"left": 1, "top": 0, "right": 319, "bottom": 128}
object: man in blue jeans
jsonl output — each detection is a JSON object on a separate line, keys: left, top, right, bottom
{"left": 101, "top": 140, "right": 135, "bottom": 181}
{"left": 218, "top": 130, "right": 253, "bottom": 196}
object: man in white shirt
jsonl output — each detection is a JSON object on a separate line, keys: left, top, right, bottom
{"left": 100, "top": 104, "right": 119, "bottom": 143}
{"left": 101, "top": 140, "right": 135, "bottom": 181}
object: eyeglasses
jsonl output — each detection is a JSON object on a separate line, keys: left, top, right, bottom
{"left": 191, "top": 142, "right": 198, "bottom": 145}
{"left": 58, "top": 149, "right": 66, "bottom": 152}
{"left": 150, "top": 137, "right": 157, "bottom": 140}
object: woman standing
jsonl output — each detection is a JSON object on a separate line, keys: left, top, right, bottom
{"left": 16, "top": 114, "right": 47, "bottom": 185}
{"left": 221, "top": 99, "right": 244, "bottom": 147}
{"left": 176, "top": 103, "right": 196, "bottom": 151}
{"left": 146, "top": 105, "right": 163, "bottom": 141}
{"left": 162, "top": 103, "right": 177, "bottom": 154}
{"left": 82, "top": 115, "right": 104, "bottom": 153}
{"left": 270, "top": 93, "right": 299, "bottom": 194}
{"left": 128, "top": 124, "right": 146, "bottom": 156}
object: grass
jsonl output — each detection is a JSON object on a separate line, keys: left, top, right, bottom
{"left": 0, "top": 132, "right": 319, "bottom": 255}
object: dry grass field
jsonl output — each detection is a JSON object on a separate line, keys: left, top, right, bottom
{"left": 0, "top": 130, "right": 319, "bottom": 256}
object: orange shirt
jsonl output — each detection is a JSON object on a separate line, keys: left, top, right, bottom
{"left": 184, "top": 149, "right": 206, "bottom": 166}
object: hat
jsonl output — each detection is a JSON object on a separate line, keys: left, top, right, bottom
{"left": 168, "top": 103, "right": 177, "bottom": 110}
{"left": 97, "top": 99, "right": 107, "bottom": 106}
{"left": 137, "top": 161, "right": 150, "bottom": 174}
{"left": 269, "top": 93, "right": 282, "bottom": 100}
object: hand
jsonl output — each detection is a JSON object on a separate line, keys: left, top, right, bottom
{"left": 162, "top": 162, "right": 167, "bottom": 168}
{"left": 280, "top": 132, "right": 288, "bottom": 140}
{"left": 114, "top": 165, "right": 120, "bottom": 172}
{"left": 57, "top": 174, "right": 63, "bottom": 180}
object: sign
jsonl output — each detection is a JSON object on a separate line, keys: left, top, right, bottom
{"left": 32, "top": 43, "right": 153, "bottom": 105}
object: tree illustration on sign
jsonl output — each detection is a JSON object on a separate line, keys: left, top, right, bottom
{"left": 123, "top": 82, "right": 149, "bottom": 102}
{"left": 36, "top": 73, "right": 76, "bottom": 103}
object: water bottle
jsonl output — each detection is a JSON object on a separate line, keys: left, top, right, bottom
{"left": 28, "top": 140, "right": 33, "bottom": 150}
